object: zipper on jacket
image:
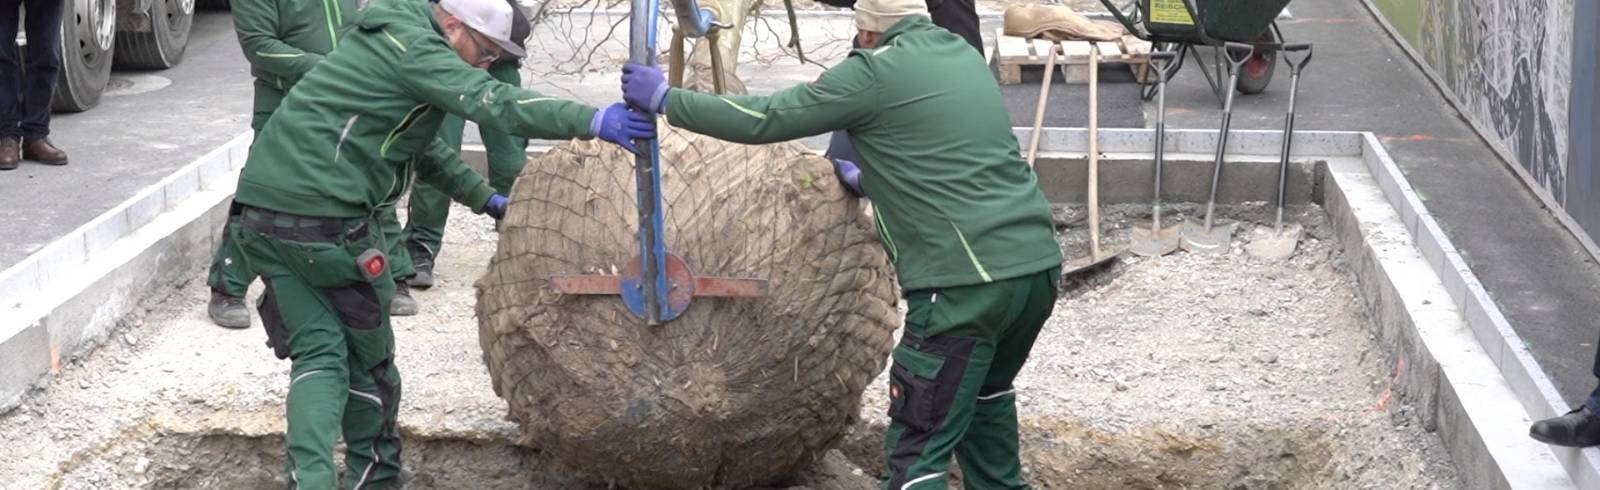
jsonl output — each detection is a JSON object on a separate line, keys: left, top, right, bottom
{"left": 873, "top": 202, "right": 899, "bottom": 262}
{"left": 322, "top": 0, "right": 341, "bottom": 48}
{"left": 380, "top": 105, "right": 431, "bottom": 157}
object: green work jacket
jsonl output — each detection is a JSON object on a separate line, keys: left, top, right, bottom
{"left": 235, "top": 0, "right": 600, "bottom": 219}
{"left": 662, "top": 15, "right": 1062, "bottom": 291}
{"left": 231, "top": 0, "right": 360, "bottom": 130}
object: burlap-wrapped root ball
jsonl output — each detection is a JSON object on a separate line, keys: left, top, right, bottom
{"left": 474, "top": 124, "right": 901, "bottom": 488}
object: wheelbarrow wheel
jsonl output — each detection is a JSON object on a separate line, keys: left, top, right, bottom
{"left": 1235, "top": 29, "right": 1277, "bottom": 94}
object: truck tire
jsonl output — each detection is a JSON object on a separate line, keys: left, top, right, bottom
{"left": 53, "top": 0, "right": 118, "bottom": 112}
{"left": 114, "top": 0, "right": 193, "bottom": 69}
{"left": 196, "top": 0, "right": 228, "bottom": 11}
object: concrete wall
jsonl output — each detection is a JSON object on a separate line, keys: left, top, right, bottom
{"left": 1368, "top": 0, "right": 1572, "bottom": 201}
{"left": 1365, "top": 0, "right": 1600, "bottom": 253}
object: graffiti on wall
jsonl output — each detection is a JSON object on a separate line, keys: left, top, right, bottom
{"left": 1373, "top": 0, "right": 1572, "bottom": 202}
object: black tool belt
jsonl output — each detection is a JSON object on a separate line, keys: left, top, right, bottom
{"left": 239, "top": 205, "right": 369, "bottom": 244}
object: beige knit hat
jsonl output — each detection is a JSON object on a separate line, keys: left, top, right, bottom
{"left": 854, "top": 0, "right": 928, "bottom": 33}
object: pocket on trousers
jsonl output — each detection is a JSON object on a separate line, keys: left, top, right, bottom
{"left": 256, "top": 282, "right": 291, "bottom": 360}
{"left": 279, "top": 240, "right": 362, "bottom": 289}
{"left": 323, "top": 282, "right": 383, "bottom": 331}
{"left": 887, "top": 343, "right": 944, "bottom": 432}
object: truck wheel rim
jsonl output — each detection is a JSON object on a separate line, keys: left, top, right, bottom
{"left": 90, "top": 0, "right": 114, "bottom": 51}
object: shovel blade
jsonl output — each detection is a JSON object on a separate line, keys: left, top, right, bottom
{"left": 1062, "top": 244, "right": 1126, "bottom": 278}
{"left": 1245, "top": 223, "right": 1303, "bottom": 260}
{"left": 1181, "top": 218, "right": 1236, "bottom": 255}
{"left": 1129, "top": 220, "right": 1182, "bottom": 257}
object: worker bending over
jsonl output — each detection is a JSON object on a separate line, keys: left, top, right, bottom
{"left": 227, "top": 0, "right": 651, "bottom": 486}
{"left": 208, "top": 0, "right": 368, "bottom": 328}
{"left": 619, "top": 0, "right": 1061, "bottom": 486}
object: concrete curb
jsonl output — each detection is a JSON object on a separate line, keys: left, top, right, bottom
{"left": 1349, "top": 132, "right": 1600, "bottom": 489}
{"left": 0, "top": 131, "right": 253, "bottom": 411}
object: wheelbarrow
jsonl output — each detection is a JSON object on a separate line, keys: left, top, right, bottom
{"left": 1097, "top": 0, "right": 1293, "bottom": 105}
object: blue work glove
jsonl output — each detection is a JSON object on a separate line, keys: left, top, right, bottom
{"left": 589, "top": 103, "right": 655, "bottom": 154}
{"left": 832, "top": 158, "right": 865, "bottom": 198}
{"left": 483, "top": 193, "right": 509, "bottom": 220}
{"left": 621, "top": 63, "right": 670, "bottom": 114}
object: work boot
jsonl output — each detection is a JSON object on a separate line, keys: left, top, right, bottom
{"left": 1530, "top": 406, "right": 1600, "bottom": 447}
{"left": 407, "top": 247, "right": 436, "bottom": 290}
{"left": 23, "top": 138, "right": 67, "bottom": 166}
{"left": 391, "top": 281, "right": 418, "bottom": 316}
{"left": 208, "top": 290, "right": 252, "bottom": 329}
{"left": 0, "top": 138, "right": 19, "bottom": 171}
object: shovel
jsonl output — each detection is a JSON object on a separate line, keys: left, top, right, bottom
{"left": 1061, "top": 41, "right": 1126, "bottom": 276}
{"left": 1247, "top": 43, "right": 1314, "bottom": 260}
{"left": 1130, "top": 51, "right": 1181, "bottom": 257}
{"left": 1182, "top": 43, "right": 1255, "bottom": 255}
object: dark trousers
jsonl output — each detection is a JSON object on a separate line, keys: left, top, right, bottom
{"left": 928, "top": 0, "right": 983, "bottom": 54}
{"left": 0, "top": 0, "right": 61, "bottom": 139}
{"left": 1587, "top": 353, "right": 1600, "bottom": 412}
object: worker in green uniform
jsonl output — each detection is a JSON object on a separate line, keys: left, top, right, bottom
{"left": 620, "top": 0, "right": 1061, "bottom": 486}
{"left": 226, "top": 0, "right": 653, "bottom": 485}
{"left": 398, "top": 57, "right": 527, "bottom": 292}
{"left": 207, "top": 0, "right": 367, "bottom": 329}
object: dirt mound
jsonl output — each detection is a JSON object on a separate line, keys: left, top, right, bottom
{"left": 474, "top": 127, "right": 901, "bottom": 488}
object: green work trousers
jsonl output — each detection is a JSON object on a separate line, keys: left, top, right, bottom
{"left": 882, "top": 266, "right": 1060, "bottom": 490}
{"left": 210, "top": 202, "right": 412, "bottom": 297}
{"left": 402, "top": 61, "right": 528, "bottom": 261}
{"left": 228, "top": 207, "right": 406, "bottom": 489}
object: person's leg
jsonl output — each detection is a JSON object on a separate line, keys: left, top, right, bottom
{"left": 401, "top": 118, "right": 464, "bottom": 289}
{"left": 482, "top": 62, "right": 529, "bottom": 195}
{"left": 338, "top": 259, "right": 404, "bottom": 488}
{"left": 881, "top": 282, "right": 1018, "bottom": 489}
{"left": 207, "top": 201, "right": 254, "bottom": 328}
{"left": 926, "top": 0, "right": 983, "bottom": 54}
{"left": 1529, "top": 334, "right": 1600, "bottom": 447}
{"left": 18, "top": 0, "right": 65, "bottom": 164}
{"left": 238, "top": 233, "right": 354, "bottom": 488}
{"left": 954, "top": 267, "right": 1058, "bottom": 489}
{"left": 0, "top": 0, "right": 23, "bottom": 165}
{"left": 376, "top": 205, "right": 418, "bottom": 316}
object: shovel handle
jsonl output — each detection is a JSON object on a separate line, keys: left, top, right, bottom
{"left": 1280, "top": 43, "right": 1313, "bottom": 75}
{"left": 1222, "top": 42, "right": 1254, "bottom": 70}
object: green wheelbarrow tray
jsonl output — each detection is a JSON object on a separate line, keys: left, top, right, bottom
{"left": 1099, "top": 0, "right": 1290, "bottom": 45}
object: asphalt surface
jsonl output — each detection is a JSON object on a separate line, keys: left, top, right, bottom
{"left": 0, "top": 13, "right": 253, "bottom": 270}
{"left": 9, "top": 1, "right": 1600, "bottom": 412}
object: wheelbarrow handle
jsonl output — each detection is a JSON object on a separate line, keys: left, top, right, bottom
{"left": 1281, "top": 43, "right": 1313, "bottom": 74}
{"left": 1222, "top": 42, "right": 1254, "bottom": 71}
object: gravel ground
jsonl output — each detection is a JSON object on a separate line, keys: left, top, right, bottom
{"left": 0, "top": 199, "right": 1460, "bottom": 488}
{"left": 844, "top": 206, "right": 1463, "bottom": 489}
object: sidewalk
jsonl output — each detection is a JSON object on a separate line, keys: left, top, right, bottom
{"left": 0, "top": 13, "right": 252, "bottom": 271}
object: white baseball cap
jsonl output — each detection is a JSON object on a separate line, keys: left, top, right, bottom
{"left": 438, "top": 0, "right": 529, "bottom": 58}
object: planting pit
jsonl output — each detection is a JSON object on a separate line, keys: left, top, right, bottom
{"left": 15, "top": 196, "right": 1459, "bottom": 489}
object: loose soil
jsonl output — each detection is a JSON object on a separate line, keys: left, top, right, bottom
{"left": 0, "top": 201, "right": 1459, "bottom": 489}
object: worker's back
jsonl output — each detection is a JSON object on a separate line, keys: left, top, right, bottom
{"left": 845, "top": 15, "right": 1061, "bottom": 291}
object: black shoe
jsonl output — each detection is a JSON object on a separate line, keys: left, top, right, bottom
{"left": 208, "top": 291, "right": 251, "bottom": 329}
{"left": 1530, "top": 406, "right": 1600, "bottom": 447}
{"left": 407, "top": 252, "right": 436, "bottom": 290}
{"left": 391, "top": 281, "right": 418, "bottom": 316}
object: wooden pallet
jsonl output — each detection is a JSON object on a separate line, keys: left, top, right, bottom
{"left": 992, "top": 28, "right": 1153, "bottom": 85}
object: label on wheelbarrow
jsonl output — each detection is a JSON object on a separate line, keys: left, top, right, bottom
{"left": 1149, "top": 0, "right": 1194, "bottom": 25}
